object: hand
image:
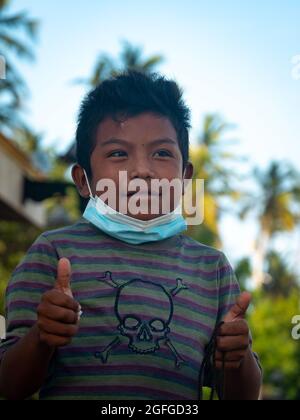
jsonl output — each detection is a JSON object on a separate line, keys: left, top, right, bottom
{"left": 37, "top": 258, "right": 81, "bottom": 347}
{"left": 215, "top": 292, "right": 252, "bottom": 370}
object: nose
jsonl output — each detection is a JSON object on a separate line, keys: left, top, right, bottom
{"left": 137, "top": 324, "right": 153, "bottom": 342}
{"left": 129, "top": 156, "right": 156, "bottom": 180}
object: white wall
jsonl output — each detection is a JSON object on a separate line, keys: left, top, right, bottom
{"left": 0, "top": 143, "right": 46, "bottom": 227}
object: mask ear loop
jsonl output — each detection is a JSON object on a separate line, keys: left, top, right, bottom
{"left": 83, "top": 168, "right": 94, "bottom": 199}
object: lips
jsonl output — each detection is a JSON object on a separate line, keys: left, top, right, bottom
{"left": 127, "top": 189, "right": 160, "bottom": 197}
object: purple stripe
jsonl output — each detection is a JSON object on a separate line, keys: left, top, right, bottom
{"left": 219, "top": 283, "right": 240, "bottom": 295}
{"left": 9, "top": 301, "right": 38, "bottom": 311}
{"left": 28, "top": 243, "right": 56, "bottom": 255}
{"left": 77, "top": 325, "right": 210, "bottom": 348}
{"left": 59, "top": 344, "right": 204, "bottom": 366}
{"left": 175, "top": 295, "right": 217, "bottom": 316}
{"left": 59, "top": 254, "right": 222, "bottom": 279}
{"left": 7, "top": 281, "right": 52, "bottom": 294}
{"left": 14, "top": 262, "right": 56, "bottom": 275}
{"left": 55, "top": 364, "right": 198, "bottom": 386}
{"left": 76, "top": 291, "right": 217, "bottom": 318}
{"left": 53, "top": 240, "right": 220, "bottom": 263}
{"left": 8, "top": 319, "right": 35, "bottom": 328}
{"left": 42, "top": 385, "right": 190, "bottom": 400}
{"left": 72, "top": 271, "right": 218, "bottom": 297}
{"left": 44, "top": 228, "right": 99, "bottom": 237}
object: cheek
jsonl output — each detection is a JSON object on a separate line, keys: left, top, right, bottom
{"left": 90, "top": 165, "right": 118, "bottom": 194}
{"left": 152, "top": 159, "right": 183, "bottom": 178}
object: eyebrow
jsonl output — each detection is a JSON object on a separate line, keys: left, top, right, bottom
{"left": 100, "top": 137, "right": 178, "bottom": 147}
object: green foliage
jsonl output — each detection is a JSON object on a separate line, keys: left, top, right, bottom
{"left": 0, "top": 221, "right": 41, "bottom": 315}
{"left": 75, "top": 40, "right": 164, "bottom": 88}
{"left": 249, "top": 291, "right": 300, "bottom": 400}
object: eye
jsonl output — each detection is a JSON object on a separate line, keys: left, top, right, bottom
{"left": 153, "top": 149, "right": 173, "bottom": 158}
{"left": 150, "top": 319, "right": 166, "bottom": 332}
{"left": 108, "top": 150, "right": 128, "bottom": 158}
{"left": 123, "top": 316, "right": 141, "bottom": 330}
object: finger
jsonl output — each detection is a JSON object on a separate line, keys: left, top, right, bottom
{"left": 218, "top": 319, "right": 249, "bottom": 337}
{"left": 215, "top": 350, "right": 246, "bottom": 362}
{"left": 215, "top": 361, "right": 242, "bottom": 370}
{"left": 42, "top": 289, "right": 80, "bottom": 312}
{"left": 39, "top": 331, "right": 73, "bottom": 347}
{"left": 223, "top": 292, "right": 252, "bottom": 322}
{"left": 37, "top": 301, "right": 79, "bottom": 324}
{"left": 55, "top": 258, "right": 73, "bottom": 297}
{"left": 37, "top": 317, "right": 79, "bottom": 338}
{"left": 217, "top": 335, "right": 250, "bottom": 352}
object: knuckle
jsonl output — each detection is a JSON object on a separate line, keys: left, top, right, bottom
{"left": 243, "top": 336, "right": 250, "bottom": 348}
{"left": 42, "top": 290, "right": 55, "bottom": 301}
{"left": 217, "top": 337, "right": 226, "bottom": 351}
{"left": 37, "top": 302, "right": 44, "bottom": 316}
{"left": 240, "top": 320, "right": 249, "bottom": 334}
{"left": 61, "top": 337, "right": 72, "bottom": 346}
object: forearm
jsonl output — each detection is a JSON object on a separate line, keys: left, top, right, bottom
{"left": 0, "top": 324, "right": 54, "bottom": 400}
{"left": 223, "top": 349, "right": 262, "bottom": 400}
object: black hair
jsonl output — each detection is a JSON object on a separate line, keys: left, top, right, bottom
{"left": 75, "top": 70, "right": 191, "bottom": 176}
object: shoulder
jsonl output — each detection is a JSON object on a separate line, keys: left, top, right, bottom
{"left": 180, "top": 234, "right": 227, "bottom": 261}
{"left": 41, "top": 218, "right": 92, "bottom": 242}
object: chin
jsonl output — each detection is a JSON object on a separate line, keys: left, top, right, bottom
{"left": 127, "top": 213, "right": 162, "bottom": 221}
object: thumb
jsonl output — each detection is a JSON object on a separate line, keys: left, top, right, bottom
{"left": 55, "top": 258, "right": 73, "bottom": 298}
{"left": 223, "top": 292, "right": 251, "bottom": 323}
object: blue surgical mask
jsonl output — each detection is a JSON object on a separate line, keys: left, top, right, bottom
{"left": 82, "top": 171, "right": 187, "bottom": 245}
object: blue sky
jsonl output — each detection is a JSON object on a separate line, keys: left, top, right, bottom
{"left": 10, "top": 0, "right": 300, "bottom": 267}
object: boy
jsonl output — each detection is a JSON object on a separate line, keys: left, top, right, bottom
{"left": 0, "top": 71, "right": 261, "bottom": 400}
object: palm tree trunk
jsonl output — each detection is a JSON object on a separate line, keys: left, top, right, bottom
{"left": 252, "top": 229, "right": 270, "bottom": 288}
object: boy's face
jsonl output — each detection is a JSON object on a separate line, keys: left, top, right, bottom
{"left": 73, "top": 112, "right": 193, "bottom": 221}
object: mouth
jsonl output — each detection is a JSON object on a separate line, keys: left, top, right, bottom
{"left": 127, "top": 190, "right": 161, "bottom": 198}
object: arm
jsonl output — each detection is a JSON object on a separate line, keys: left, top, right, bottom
{"left": 223, "top": 348, "right": 262, "bottom": 400}
{"left": 0, "top": 324, "right": 54, "bottom": 400}
{"left": 0, "top": 258, "right": 80, "bottom": 400}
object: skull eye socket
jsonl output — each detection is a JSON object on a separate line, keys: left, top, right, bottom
{"left": 123, "top": 316, "right": 141, "bottom": 330}
{"left": 150, "top": 319, "right": 166, "bottom": 332}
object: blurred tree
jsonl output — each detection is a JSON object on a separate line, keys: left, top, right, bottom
{"left": 188, "top": 114, "right": 244, "bottom": 247}
{"left": 75, "top": 40, "right": 164, "bottom": 88}
{"left": 240, "top": 162, "right": 300, "bottom": 287}
{"left": 262, "top": 251, "right": 299, "bottom": 297}
{"left": 0, "top": 0, "right": 38, "bottom": 134}
{"left": 0, "top": 221, "right": 42, "bottom": 315}
{"left": 234, "top": 257, "right": 252, "bottom": 291}
{"left": 249, "top": 291, "right": 300, "bottom": 400}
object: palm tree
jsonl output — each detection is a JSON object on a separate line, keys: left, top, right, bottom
{"left": 75, "top": 40, "right": 164, "bottom": 88}
{"left": 263, "top": 250, "right": 299, "bottom": 297}
{"left": 0, "top": 0, "right": 38, "bottom": 134}
{"left": 188, "top": 114, "right": 244, "bottom": 247}
{"left": 241, "top": 161, "right": 300, "bottom": 287}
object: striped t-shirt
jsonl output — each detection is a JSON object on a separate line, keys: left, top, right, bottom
{"left": 0, "top": 218, "right": 240, "bottom": 400}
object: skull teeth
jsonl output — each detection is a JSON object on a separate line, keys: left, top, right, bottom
{"left": 129, "top": 345, "right": 158, "bottom": 354}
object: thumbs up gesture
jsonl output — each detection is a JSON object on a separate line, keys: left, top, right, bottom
{"left": 215, "top": 292, "right": 252, "bottom": 370}
{"left": 37, "top": 258, "right": 81, "bottom": 348}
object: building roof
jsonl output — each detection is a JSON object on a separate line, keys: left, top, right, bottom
{"left": 0, "top": 133, "right": 45, "bottom": 181}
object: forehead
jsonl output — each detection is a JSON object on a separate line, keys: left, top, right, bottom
{"left": 96, "top": 112, "right": 178, "bottom": 145}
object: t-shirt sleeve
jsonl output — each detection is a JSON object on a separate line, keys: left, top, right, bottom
{"left": 203, "top": 251, "right": 241, "bottom": 389}
{"left": 0, "top": 234, "right": 58, "bottom": 360}
{"left": 216, "top": 252, "right": 241, "bottom": 323}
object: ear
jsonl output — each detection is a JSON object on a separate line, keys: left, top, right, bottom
{"left": 72, "top": 164, "right": 91, "bottom": 198}
{"left": 182, "top": 162, "right": 194, "bottom": 195}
